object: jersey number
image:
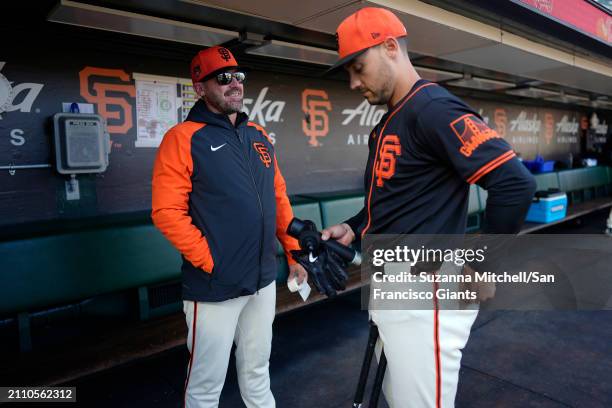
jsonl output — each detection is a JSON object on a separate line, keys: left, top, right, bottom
{"left": 375, "top": 135, "right": 401, "bottom": 187}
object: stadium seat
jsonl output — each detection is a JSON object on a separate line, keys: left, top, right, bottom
{"left": 319, "top": 195, "right": 364, "bottom": 228}
{"left": 558, "top": 167, "right": 610, "bottom": 202}
{"left": 0, "top": 224, "right": 180, "bottom": 316}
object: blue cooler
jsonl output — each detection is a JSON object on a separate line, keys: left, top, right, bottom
{"left": 526, "top": 190, "right": 567, "bottom": 223}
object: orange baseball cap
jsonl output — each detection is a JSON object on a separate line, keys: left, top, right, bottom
{"left": 191, "top": 46, "right": 240, "bottom": 83}
{"left": 329, "top": 7, "right": 407, "bottom": 71}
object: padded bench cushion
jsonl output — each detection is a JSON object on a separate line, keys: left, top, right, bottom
{"left": 534, "top": 172, "right": 560, "bottom": 191}
{"left": 468, "top": 184, "right": 481, "bottom": 214}
{"left": 477, "top": 186, "right": 488, "bottom": 209}
{"left": 292, "top": 202, "right": 324, "bottom": 230}
{"left": 0, "top": 224, "right": 180, "bottom": 315}
{"left": 558, "top": 167, "right": 609, "bottom": 192}
{"left": 319, "top": 196, "right": 364, "bottom": 228}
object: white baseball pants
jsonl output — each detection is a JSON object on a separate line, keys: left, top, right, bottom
{"left": 182, "top": 281, "right": 276, "bottom": 408}
{"left": 371, "top": 262, "right": 479, "bottom": 408}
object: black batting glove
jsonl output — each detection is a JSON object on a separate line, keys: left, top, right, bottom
{"left": 290, "top": 246, "right": 348, "bottom": 298}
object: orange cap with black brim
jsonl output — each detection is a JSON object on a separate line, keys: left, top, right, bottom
{"left": 191, "top": 45, "right": 249, "bottom": 84}
{"left": 326, "top": 7, "right": 407, "bottom": 73}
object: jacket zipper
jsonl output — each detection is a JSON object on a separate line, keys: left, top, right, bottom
{"left": 235, "top": 129, "right": 264, "bottom": 292}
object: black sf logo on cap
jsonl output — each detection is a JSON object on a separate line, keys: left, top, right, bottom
{"left": 193, "top": 65, "right": 201, "bottom": 78}
{"left": 218, "top": 47, "right": 232, "bottom": 61}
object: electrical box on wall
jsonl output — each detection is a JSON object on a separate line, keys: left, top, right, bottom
{"left": 53, "top": 113, "right": 109, "bottom": 174}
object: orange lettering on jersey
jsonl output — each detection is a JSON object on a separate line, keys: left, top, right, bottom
{"left": 375, "top": 134, "right": 401, "bottom": 187}
{"left": 253, "top": 142, "right": 272, "bottom": 168}
{"left": 450, "top": 114, "right": 501, "bottom": 157}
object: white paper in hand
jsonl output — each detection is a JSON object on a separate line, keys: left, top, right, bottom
{"left": 297, "top": 281, "right": 311, "bottom": 301}
{"left": 287, "top": 277, "right": 311, "bottom": 302}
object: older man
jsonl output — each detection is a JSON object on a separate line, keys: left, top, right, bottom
{"left": 152, "top": 46, "right": 306, "bottom": 408}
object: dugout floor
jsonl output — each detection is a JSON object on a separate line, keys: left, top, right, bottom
{"left": 47, "top": 210, "right": 612, "bottom": 407}
{"left": 60, "top": 307, "right": 611, "bottom": 408}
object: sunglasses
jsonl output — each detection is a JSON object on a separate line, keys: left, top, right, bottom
{"left": 216, "top": 71, "right": 246, "bottom": 85}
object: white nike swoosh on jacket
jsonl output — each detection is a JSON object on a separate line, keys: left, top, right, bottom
{"left": 210, "top": 143, "right": 227, "bottom": 151}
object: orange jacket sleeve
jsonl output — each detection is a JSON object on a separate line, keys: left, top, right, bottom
{"left": 273, "top": 156, "right": 300, "bottom": 265}
{"left": 151, "top": 122, "right": 214, "bottom": 273}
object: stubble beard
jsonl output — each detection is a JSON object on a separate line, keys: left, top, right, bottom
{"left": 205, "top": 89, "right": 243, "bottom": 114}
{"left": 368, "top": 64, "right": 394, "bottom": 106}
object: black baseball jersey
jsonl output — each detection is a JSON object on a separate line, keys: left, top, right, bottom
{"left": 349, "top": 79, "right": 521, "bottom": 236}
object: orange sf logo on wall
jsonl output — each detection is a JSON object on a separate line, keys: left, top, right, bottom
{"left": 302, "top": 89, "right": 332, "bottom": 147}
{"left": 79, "top": 67, "right": 136, "bottom": 134}
{"left": 450, "top": 114, "right": 501, "bottom": 157}
{"left": 253, "top": 142, "right": 272, "bottom": 168}
{"left": 580, "top": 115, "right": 589, "bottom": 131}
{"left": 494, "top": 109, "right": 507, "bottom": 137}
{"left": 544, "top": 113, "right": 554, "bottom": 144}
{"left": 375, "top": 135, "right": 401, "bottom": 187}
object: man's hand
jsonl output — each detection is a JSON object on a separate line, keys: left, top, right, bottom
{"left": 321, "top": 223, "right": 355, "bottom": 246}
{"left": 288, "top": 263, "right": 308, "bottom": 285}
{"left": 460, "top": 264, "right": 496, "bottom": 303}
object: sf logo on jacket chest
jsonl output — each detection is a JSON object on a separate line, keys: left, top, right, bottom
{"left": 375, "top": 134, "right": 401, "bottom": 187}
{"left": 253, "top": 142, "right": 272, "bottom": 168}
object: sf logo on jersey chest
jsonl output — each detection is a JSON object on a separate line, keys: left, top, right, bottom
{"left": 375, "top": 134, "right": 401, "bottom": 187}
